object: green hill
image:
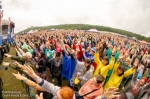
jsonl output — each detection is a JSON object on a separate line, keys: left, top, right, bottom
{"left": 19, "top": 24, "right": 150, "bottom": 42}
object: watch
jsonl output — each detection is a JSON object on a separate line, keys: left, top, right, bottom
{"left": 23, "top": 77, "right": 27, "bottom": 83}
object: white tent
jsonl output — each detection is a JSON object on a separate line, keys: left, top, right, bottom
{"left": 28, "top": 30, "right": 34, "bottom": 33}
{"left": 87, "top": 29, "right": 99, "bottom": 33}
{"left": 50, "top": 28, "right": 55, "bottom": 31}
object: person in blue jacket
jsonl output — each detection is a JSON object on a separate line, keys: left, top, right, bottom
{"left": 60, "top": 41, "right": 76, "bottom": 83}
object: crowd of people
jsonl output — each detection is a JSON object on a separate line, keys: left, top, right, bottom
{"left": 2, "top": 29, "right": 150, "bottom": 99}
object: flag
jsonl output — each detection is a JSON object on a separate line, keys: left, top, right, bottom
{"left": 0, "top": 10, "right": 3, "bottom": 17}
{"left": 0, "top": 10, "right": 3, "bottom": 25}
{"left": 8, "top": 17, "right": 11, "bottom": 35}
{"left": 0, "top": 1, "right": 2, "bottom": 9}
{"left": 8, "top": 17, "right": 11, "bottom": 27}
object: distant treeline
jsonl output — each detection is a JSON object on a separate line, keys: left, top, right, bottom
{"left": 19, "top": 24, "right": 150, "bottom": 42}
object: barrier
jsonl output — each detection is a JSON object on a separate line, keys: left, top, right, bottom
{"left": 0, "top": 78, "right": 3, "bottom": 99}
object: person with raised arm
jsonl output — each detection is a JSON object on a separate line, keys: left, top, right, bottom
{"left": 13, "top": 65, "right": 120, "bottom": 99}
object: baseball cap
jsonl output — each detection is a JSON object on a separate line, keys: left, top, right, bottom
{"left": 91, "top": 47, "right": 96, "bottom": 52}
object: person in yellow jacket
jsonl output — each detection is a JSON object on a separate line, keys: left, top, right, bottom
{"left": 104, "top": 57, "right": 136, "bottom": 89}
{"left": 93, "top": 52, "right": 115, "bottom": 78}
{"left": 93, "top": 47, "right": 115, "bottom": 79}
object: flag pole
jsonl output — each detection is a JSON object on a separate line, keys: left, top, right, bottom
{"left": 7, "top": 17, "right": 11, "bottom": 39}
{"left": 0, "top": 1, "right": 3, "bottom": 45}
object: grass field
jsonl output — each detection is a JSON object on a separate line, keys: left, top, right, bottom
{"left": 0, "top": 47, "right": 28, "bottom": 99}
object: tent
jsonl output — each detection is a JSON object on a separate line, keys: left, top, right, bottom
{"left": 87, "top": 29, "right": 99, "bottom": 33}
{"left": 140, "top": 40, "right": 148, "bottom": 44}
{"left": 50, "top": 28, "right": 55, "bottom": 31}
{"left": 28, "top": 30, "right": 34, "bottom": 33}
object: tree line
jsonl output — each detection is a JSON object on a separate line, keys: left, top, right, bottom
{"left": 19, "top": 24, "right": 150, "bottom": 42}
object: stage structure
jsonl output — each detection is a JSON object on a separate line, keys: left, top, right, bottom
{"left": 0, "top": 1, "right": 15, "bottom": 45}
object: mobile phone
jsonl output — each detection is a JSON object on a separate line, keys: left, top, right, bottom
{"left": 113, "top": 92, "right": 120, "bottom": 95}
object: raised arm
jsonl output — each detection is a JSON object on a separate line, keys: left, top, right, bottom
{"left": 18, "top": 47, "right": 25, "bottom": 55}
{"left": 21, "top": 65, "right": 60, "bottom": 95}
{"left": 13, "top": 72, "right": 45, "bottom": 92}
{"left": 123, "top": 67, "right": 135, "bottom": 77}
{"left": 15, "top": 48, "right": 23, "bottom": 57}
{"left": 113, "top": 60, "right": 120, "bottom": 72}
{"left": 107, "top": 56, "right": 115, "bottom": 70}
{"left": 142, "top": 82, "right": 150, "bottom": 91}
{"left": 60, "top": 40, "right": 69, "bottom": 55}
{"left": 78, "top": 66, "right": 94, "bottom": 84}
{"left": 5, "top": 54, "right": 25, "bottom": 64}
{"left": 94, "top": 52, "right": 101, "bottom": 65}
{"left": 131, "top": 69, "right": 139, "bottom": 84}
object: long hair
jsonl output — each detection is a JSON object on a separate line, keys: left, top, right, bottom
{"left": 39, "top": 51, "right": 45, "bottom": 59}
{"left": 83, "top": 59, "right": 92, "bottom": 75}
{"left": 59, "top": 86, "right": 74, "bottom": 99}
{"left": 102, "top": 56, "right": 109, "bottom": 65}
{"left": 50, "top": 45, "right": 55, "bottom": 50}
{"left": 118, "top": 66, "right": 125, "bottom": 77}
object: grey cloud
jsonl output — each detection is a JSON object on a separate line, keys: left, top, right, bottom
{"left": 2, "top": 0, "right": 150, "bottom": 37}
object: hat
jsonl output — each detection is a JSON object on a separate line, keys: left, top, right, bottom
{"left": 22, "top": 52, "right": 32, "bottom": 59}
{"left": 91, "top": 47, "right": 96, "bottom": 52}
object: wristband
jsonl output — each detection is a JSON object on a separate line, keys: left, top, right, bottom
{"left": 101, "top": 94, "right": 106, "bottom": 99}
{"left": 35, "top": 76, "right": 41, "bottom": 83}
{"left": 23, "top": 78, "right": 27, "bottom": 83}
{"left": 39, "top": 79, "right": 44, "bottom": 86}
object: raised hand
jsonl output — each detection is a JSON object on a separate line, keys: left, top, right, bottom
{"left": 118, "top": 55, "right": 124, "bottom": 61}
{"left": 133, "top": 59, "right": 139, "bottom": 69}
{"left": 103, "top": 87, "right": 120, "bottom": 99}
{"left": 13, "top": 72, "right": 26, "bottom": 81}
{"left": 13, "top": 61, "right": 25, "bottom": 70}
{"left": 133, "top": 51, "right": 137, "bottom": 58}
{"left": 14, "top": 47, "right": 18, "bottom": 51}
{"left": 35, "top": 93, "right": 43, "bottom": 99}
{"left": 2, "top": 62, "right": 10, "bottom": 67}
{"left": 23, "top": 65, "right": 38, "bottom": 79}
{"left": 53, "top": 53, "right": 56, "bottom": 59}
{"left": 112, "top": 46, "right": 117, "bottom": 54}
{"left": 4, "top": 54, "right": 12, "bottom": 58}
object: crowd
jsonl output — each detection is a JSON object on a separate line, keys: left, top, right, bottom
{"left": 2, "top": 29, "right": 150, "bottom": 99}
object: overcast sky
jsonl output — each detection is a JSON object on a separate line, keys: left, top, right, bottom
{"left": 1, "top": 0, "right": 150, "bottom": 36}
